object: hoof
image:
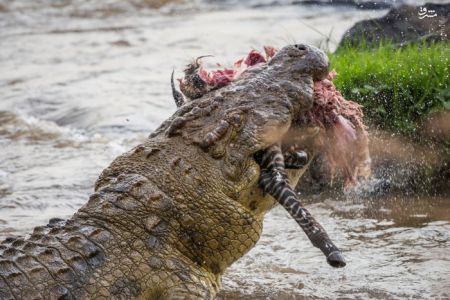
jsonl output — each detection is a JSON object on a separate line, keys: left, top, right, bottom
{"left": 327, "top": 251, "right": 346, "bottom": 268}
{"left": 293, "top": 151, "right": 308, "bottom": 167}
{"left": 284, "top": 150, "right": 308, "bottom": 169}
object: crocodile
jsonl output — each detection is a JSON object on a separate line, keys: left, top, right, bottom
{"left": 0, "top": 44, "right": 331, "bottom": 299}
{"left": 171, "top": 50, "right": 346, "bottom": 268}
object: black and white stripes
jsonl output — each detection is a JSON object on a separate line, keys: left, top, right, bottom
{"left": 256, "top": 144, "right": 346, "bottom": 268}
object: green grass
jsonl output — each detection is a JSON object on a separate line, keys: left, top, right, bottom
{"left": 329, "top": 42, "right": 449, "bottom": 137}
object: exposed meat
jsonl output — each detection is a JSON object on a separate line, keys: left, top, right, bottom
{"left": 301, "top": 70, "right": 370, "bottom": 187}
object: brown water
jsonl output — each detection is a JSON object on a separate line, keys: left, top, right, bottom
{"left": 1, "top": 1, "right": 449, "bottom": 299}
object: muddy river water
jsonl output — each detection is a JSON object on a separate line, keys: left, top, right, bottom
{"left": 1, "top": 1, "right": 449, "bottom": 298}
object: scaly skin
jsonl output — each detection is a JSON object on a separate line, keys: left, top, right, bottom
{"left": 172, "top": 48, "right": 345, "bottom": 267}
{"left": 0, "top": 44, "right": 329, "bottom": 299}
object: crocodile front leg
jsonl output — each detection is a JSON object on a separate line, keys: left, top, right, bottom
{"left": 256, "top": 144, "right": 346, "bottom": 268}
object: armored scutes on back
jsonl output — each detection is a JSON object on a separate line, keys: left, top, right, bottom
{"left": 1, "top": 44, "right": 334, "bottom": 299}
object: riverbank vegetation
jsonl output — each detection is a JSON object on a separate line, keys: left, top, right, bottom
{"left": 330, "top": 42, "right": 449, "bottom": 139}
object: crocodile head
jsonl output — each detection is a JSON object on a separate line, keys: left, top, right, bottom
{"left": 167, "top": 44, "right": 330, "bottom": 146}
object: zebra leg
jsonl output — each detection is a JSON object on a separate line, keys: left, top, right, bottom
{"left": 257, "top": 144, "right": 346, "bottom": 268}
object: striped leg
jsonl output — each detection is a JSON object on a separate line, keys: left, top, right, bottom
{"left": 256, "top": 144, "right": 346, "bottom": 268}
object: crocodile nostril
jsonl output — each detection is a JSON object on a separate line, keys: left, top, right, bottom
{"left": 295, "top": 44, "right": 307, "bottom": 51}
